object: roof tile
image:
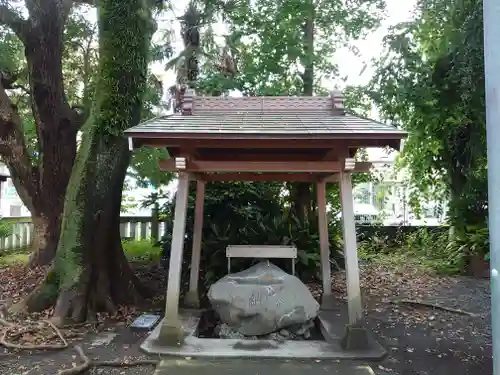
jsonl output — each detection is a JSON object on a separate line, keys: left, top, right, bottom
{"left": 126, "top": 112, "right": 405, "bottom": 136}
{"left": 125, "top": 93, "right": 406, "bottom": 137}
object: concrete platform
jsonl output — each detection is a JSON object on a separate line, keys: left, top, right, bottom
{"left": 141, "top": 308, "right": 386, "bottom": 360}
{"left": 154, "top": 358, "right": 377, "bottom": 375}
{"left": 318, "top": 311, "right": 386, "bottom": 354}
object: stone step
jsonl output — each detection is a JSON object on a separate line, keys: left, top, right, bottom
{"left": 154, "top": 358, "right": 377, "bottom": 375}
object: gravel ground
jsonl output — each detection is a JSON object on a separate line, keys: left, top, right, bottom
{"left": 364, "top": 273, "right": 492, "bottom": 374}
{"left": 0, "top": 327, "right": 157, "bottom": 375}
{"left": 0, "top": 265, "right": 492, "bottom": 375}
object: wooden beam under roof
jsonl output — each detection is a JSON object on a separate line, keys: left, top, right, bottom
{"left": 158, "top": 160, "right": 372, "bottom": 175}
{"left": 167, "top": 147, "right": 342, "bottom": 162}
{"left": 135, "top": 137, "right": 401, "bottom": 150}
{"left": 159, "top": 160, "right": 342, "bottom": 173}
{"left": 193, "top": 172, "right": 333, "bottom": 182}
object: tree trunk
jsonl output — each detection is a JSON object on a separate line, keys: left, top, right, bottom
{"left": 50, "top": 140, "right": 143, "bottom": 323}
{"left": 28, "top": 215, "right": 60, "bottom": 266}
{"left": 0, "top": 1, "right": 82, "bottom": 267}
{"left": 15, "top": 0, "right": 156, "bottom": 323}
{"left": 23, "top": 3, "right": 79, "bottom": 266}
{"left": 290, "top": 6, "right": 315, "bottom": 223}
{"left": 19, "top": 141, "right": 145, "bottom": 318}
{"left": 290, "top": 182, "right": 312, "bottom": 222}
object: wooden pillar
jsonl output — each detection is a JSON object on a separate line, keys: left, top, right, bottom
{"left": 339, "top": 170, "right": 362, "bottom": 325}
{"left": 316, "top": 180, "right": 332, "bottom": 307}
{"left": 185, "top": 180, "right": 205, "bottom": 308}
{"left": 158, "top": 172, "right": 189, "bottom": 346}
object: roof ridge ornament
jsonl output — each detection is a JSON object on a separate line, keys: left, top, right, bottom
{"left": 330, "top": 90, "right": 345, "bottom": 116}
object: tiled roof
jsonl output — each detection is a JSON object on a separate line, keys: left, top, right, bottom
{"left": 126, "top": 112, "right": 403, "bottom": 135}
{"left": 125, "top": 93, "right": 406, "bottom": 138}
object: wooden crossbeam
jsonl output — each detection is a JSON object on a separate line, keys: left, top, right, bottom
{"left": 159, "top": 159, "right": 372, "bottom": 176}
{"left": 194, "top": 173, "right": 376, "bottom": 183}
{"left": 196, "top": 172, "right": 329, "bottom": 182}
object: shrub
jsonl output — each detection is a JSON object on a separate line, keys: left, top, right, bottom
{"left": 358, "top": 226, "right": 469, "bottom": 275}
{"left": 159, "top": 181, "right": 343, "bottom": 293}
{"left": 0, "top": 219, "right": 13, "bottom": 239}
{"left": 122, "top": 239, "right": 161, "bottom": 263}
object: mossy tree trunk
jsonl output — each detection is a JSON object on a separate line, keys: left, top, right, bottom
{"left": 17, "top": 0, "right": 156, "bottom": 324}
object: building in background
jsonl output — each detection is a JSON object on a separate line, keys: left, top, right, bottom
{"left": 0, "top": 156, "right": 447, "bottom": 225}
{"left": 0, "top": 164, "right": 30, "bottom": 217}
{"left": 0, "top": 163, "right": 170, "bottom": 218}
{"left": 352, "top": 148, "right": 447, "bottom": 226}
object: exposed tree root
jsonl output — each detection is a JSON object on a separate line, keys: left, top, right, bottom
{"left": 49, "top": 269, "right": 145, "bottom": 327}
{"left": 16, "top": 242, "right": 147, "bottom": 327}
{"left": 58, "top": 346, "right": 91, "bottom": 375}
{"left": 389, "top": 298, "right": 479, "bottom": 317}
{"left": 0, "top": 318, "right": 15, "bottom": 328}
{"left": 93, "top": 359, "right": 159, "bottom": 367}
{"left": 0, "top": 317, "right": 157, "bottom": 374}
{"left": 60, "top": 321, "right": 99, "bottom": 329}
{"left": 0, "top": 318, "right": 68, "bottom": 350}
{"left": 58, "top": 345, "right": 159, "bottom": 375}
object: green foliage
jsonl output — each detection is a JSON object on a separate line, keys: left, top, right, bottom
{"left": 400, "top": 229, "right": 464, "bottom": 275}
{"left": 129, "top": 147, "right": 172, "bottom": 188}
{"left": 162, "top": 0, "right": 387, "bottom": 97}
{"left": 147, "top": 0, "right": 389, "bottom": 296}
{"left": 121, "top": 179, "right": 139, "bottom": 213}
{"left": 0, "top": 27, "right": 24, "bottom": 73}
{"left": 63, "top": 7, "right": 99, "bottom": 115}
{"left": 367, "top": 0, "right": 486, "bottom": 232}
{"left": 0, "top": 239, "right": 161, "bottom": 267}
{"left": 0, "top": 251, "right": 29, "bottom": 267}
{"left": 123, "top": 239, "right": 162, "bottom": 262}
{"left": 158, "top": 181, "right": 343, "bottom": 290}
{"left": 0, "top": 24, "right": 38, "bottom": 160}
{"left": 446, "top": 225, "right": 489, "bottom": 260}
{"left": 191, "top": 0, "right": 386, "bottom": 96}
{"left": 357, "top": 226, "right": 488, "bottom": 275}
{"left": 0, "top": 219, "right": 13, "bottom": 239}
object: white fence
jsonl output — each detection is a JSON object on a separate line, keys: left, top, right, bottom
{"left": 0, "top": 216, "right": 166, "bottom": 252}
{"left": 119, "top": 217, "right": 167, "bottom": 241}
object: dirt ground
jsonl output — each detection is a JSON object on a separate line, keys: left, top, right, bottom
{"left": 368, "top": 276, "right": 491, "bottom": 374}
{"left": 0, "top": 263, "right": 492, "bottom": 375}
{"left": 0, "top": 325, "right": 156, "bottom": 375}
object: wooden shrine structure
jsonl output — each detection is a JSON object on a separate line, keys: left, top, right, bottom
{"left": 125, "top": 89, "right": 406, "bottom": 347}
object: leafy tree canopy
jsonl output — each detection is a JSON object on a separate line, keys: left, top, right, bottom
{"left": 366, "top": 0, "right": 485, "bottom": 229}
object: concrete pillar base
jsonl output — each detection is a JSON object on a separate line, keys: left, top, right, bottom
{"left": 158, "top": 320, "right": 185, "bottom": 347}
{"left": 340, "top": 325, "right": 369, "bottom": 351}
{"left": 184, "top": 291, "right": 200, "bottom": 309}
